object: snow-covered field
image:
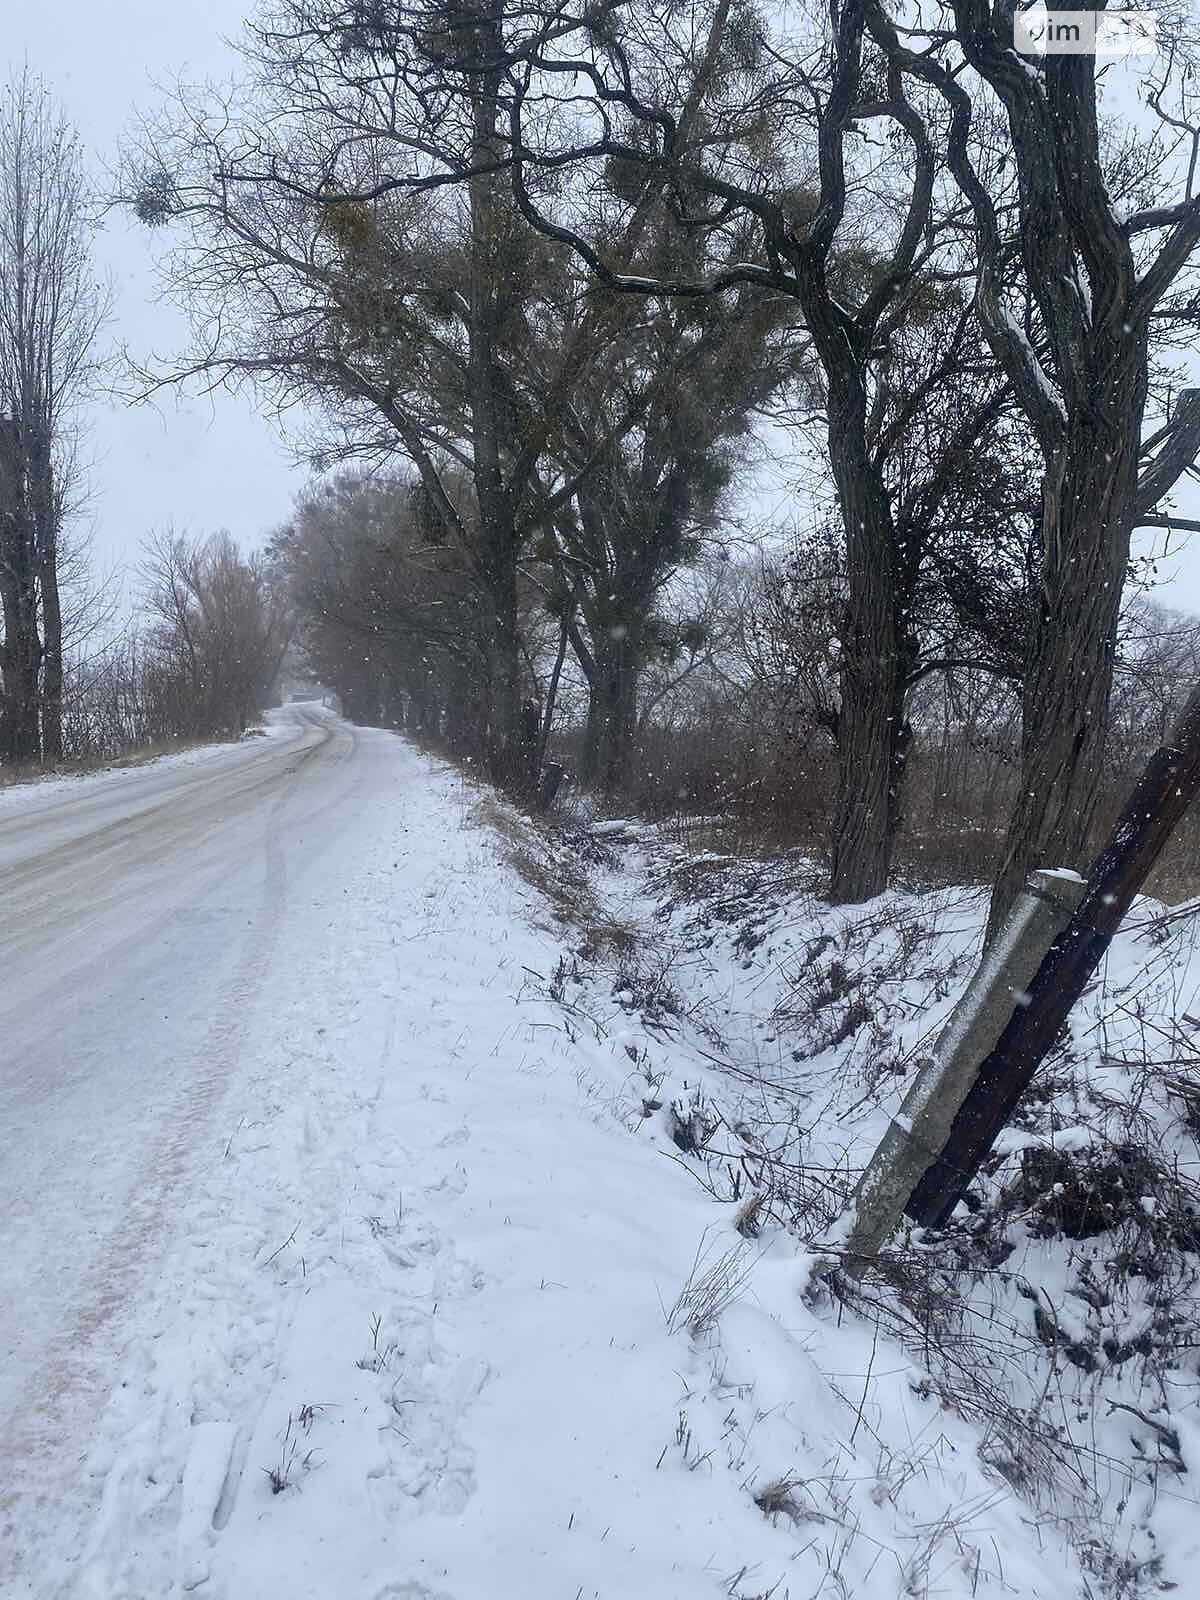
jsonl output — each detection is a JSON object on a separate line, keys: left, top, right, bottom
{"left": 1, "top": 713, "right": 1195, "bottom": 1598}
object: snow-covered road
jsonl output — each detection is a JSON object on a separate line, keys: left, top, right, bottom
{"left": 0, "top": 705, "right": 384, "bottom": 1587}
{"left": 0, "top": 709, "right": 357, "bottom": 1419}
{"left": 0, "top": 712, "right": 1087, "bottom": 1600}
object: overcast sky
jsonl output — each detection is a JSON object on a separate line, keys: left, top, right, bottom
{"left": 5, "top": 1, "right": 302, "bottom": 590}
{"left": 6, "top": 2, "right": 1200, "bottom": 617}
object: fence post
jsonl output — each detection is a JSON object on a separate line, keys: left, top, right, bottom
{"left": 841, "top": 867, "right": 1087, "bottom": 1276}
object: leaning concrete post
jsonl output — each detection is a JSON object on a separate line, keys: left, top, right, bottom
{"left": 841, "top": 868, "right": 1087, "bottom": 1277}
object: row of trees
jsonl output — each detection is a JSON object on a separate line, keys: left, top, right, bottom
{"left": 131, "top": 55, "right": 802, "bottom": 791}
{"left": 0, "top": 524, "right": 291, "bottom": 764}
{"left": 117, "top": 0, "right": 1200, "bottom": 928}
{"left": 138, "top": 529, "right": 292, "bottom": 740}
{"left": 7, "top": 2, "right": 1200, "bottom": 932}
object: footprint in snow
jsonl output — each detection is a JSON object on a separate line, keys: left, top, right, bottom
{"left": 422, "top": 1166, "right": 468, "bottom": 1201}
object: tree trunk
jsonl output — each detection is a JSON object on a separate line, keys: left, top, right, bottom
{"left": 0, "top": 576, "right": 42, "bottom": 764}
{"left": 537, "top": 598, "right": 571, "bottom": 775}
{"left": 0, "top": 420, "right": 42, "bottom": 765}
{"left": 481, "top": 550, "right": 532, "bottom": 791}
{"left": 986, "top": 355, "right": 1146, "bottom": 939}
{"left": 826, "top": 391, "right": 913, "bottom": 903}
{"left": 581, "top": 620, "right": 642, "bottom": 793}
{"left": 464, "top": 21, "right": 531, "bottom": 795}
{"left": 39, "top": 536, "right": 63, "bottom": 761}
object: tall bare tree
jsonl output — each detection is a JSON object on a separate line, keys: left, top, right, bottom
{"left": 544, "top": 278, "right": 797, "bottom": 789}
{"left": 862, "top": 1, "right": 1200, "bottom": 934}
{"left": 0, "top": 68, "right": 107, "bottom": 764}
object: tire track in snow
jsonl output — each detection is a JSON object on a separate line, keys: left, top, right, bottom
{"left": 0, "top": 720, "right": 344, "bottom": 1594}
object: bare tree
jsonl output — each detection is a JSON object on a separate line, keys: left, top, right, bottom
{"left": 276, "top": 468, "right": 493, "bottom": 742}
{"left": 0, "top": 68, "right": 108, "bottom": 764}
{"left": 1111, "top": 599, "right": 1200, "bottom": 756}
{"left": 140, "top": 530, "right": 292, "bottom": 737}
{"left": 862, "top": 1, "right": 1200, "bottom": 934}
{"left": 547, "top": 284, "right": 797, "bottom": 790}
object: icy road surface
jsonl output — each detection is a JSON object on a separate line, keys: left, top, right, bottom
{"left": 0, "top": 706, "right": 369, "bottom": 1576}
{"left": 0, "top": 708, "right": 1084, "bottom": 1600}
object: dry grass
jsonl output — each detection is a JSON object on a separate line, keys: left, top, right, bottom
{"left": 572, "top": 714, "right": 1200, "bottom": 904}
{"left": 664, "top": 1231, "right": 758, "bottom": 1339}
{"left": 472, "top": 791, "right": 638, "bottom": 958}
{"left": 0, "top": 734, "right": 233, "bottom": 790}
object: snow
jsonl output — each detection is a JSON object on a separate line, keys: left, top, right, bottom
{"left": 0, "top": 713, "right": 291, "bottom": 820}
{"left": 998, "top": 304, "right": 1067, "bottom": 419}
{"left": 591, "top": 817, "right": 642, "bottom": 837}
{"left": 562, "top": 832, "right": 1200, "bottom": 1594}
{"left": 1, "top": 715, "right": 1192, "bottom": 1597}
